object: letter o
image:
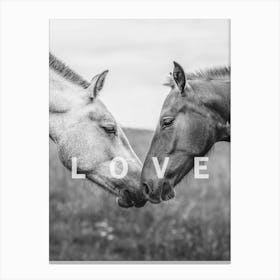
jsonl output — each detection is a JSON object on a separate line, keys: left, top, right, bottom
{"left": 109, "top": 157, "right": 128, "bottom": 179}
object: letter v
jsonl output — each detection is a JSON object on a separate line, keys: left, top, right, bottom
{"left": 152, "top": 157, "right": 169, "bottom": 179}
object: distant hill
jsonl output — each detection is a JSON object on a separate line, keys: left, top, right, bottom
{"left": 122, "top": 127, "right": 154, "bottom": 162}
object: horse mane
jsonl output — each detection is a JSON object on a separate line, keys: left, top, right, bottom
{"left": 186, "top": 66, "right": 230, "bottom": 80}
{"left": 49, "top": 53, "right": 90, "bottom": 89}
{"left": 164, "top": 66, "right": 230, "bottom": 87}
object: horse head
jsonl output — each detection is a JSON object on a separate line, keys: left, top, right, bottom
{"left": 50, "top": 55, "right": 147, "bottom": 208}
{"left": 141, "top": 62, "right": 230, "bottom": 204}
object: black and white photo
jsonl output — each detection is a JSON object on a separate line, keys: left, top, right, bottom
{"left": 49, "top": 19, "right": 230, "bottom": 261}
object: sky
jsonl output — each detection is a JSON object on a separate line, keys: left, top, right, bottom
{"left": 50, "top": 19, "right": 230, "bottom": 130}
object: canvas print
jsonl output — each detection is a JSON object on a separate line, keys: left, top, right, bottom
{"left": 49, "top": 19, "right": 230, "bottom": 261}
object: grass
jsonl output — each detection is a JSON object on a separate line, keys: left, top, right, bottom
{"left": 49, "top": 128, "right": 230, "bottom": 261}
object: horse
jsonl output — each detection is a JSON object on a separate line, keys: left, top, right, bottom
{"left": 49, "top": 53, "right": 147, "bottom": 208}
{"left": 141, "top": 61, "right": 230, "bottom": 204}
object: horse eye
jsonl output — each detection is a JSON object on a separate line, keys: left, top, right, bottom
{"left": 161, "top": 118, "right": 174, "bottom": 129}
{"left": 102, "top": 125, "right": 117, "bottom": 135}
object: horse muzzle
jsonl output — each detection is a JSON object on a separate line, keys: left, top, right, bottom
{"left": 142, "top": 181, "right": 176, "bottom": 204}
{"left": 117, "top": 188, "right": 147, "bottom": 208}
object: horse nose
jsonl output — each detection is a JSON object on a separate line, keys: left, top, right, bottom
{"left": 161, "top": 182, "right": 175, "bottom": 201}
{"left": 141, "top": 181, "right": 163, "bottom": 204}
{"left": 142, "top": 181, "right": 153, "bottom": 197}
{"left": 121, "top": 187, "right": 147, "bottom": 208}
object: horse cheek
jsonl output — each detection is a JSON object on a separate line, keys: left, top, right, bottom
{"left": 58, "top": 125, "right": 107, "bottom": 172}
{"left": 178, "top": 117, "right": 209, "bottom": 155}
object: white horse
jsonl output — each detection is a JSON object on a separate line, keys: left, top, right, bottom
{"left": 49, "top": 53, "right": 147, "bottom": 208}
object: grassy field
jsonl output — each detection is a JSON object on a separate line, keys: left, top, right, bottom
{"left": 49, "top": 128, "right": 230, "bottom": 261}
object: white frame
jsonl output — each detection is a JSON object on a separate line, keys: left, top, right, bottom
{"left": 0, "top": 0, "right": 279, "bottom": 279}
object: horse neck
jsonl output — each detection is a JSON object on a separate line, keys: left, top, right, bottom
{"left": 190, "top": 79, "right": 230, "bottom": 118}
{"left": 189, "top": 79, "right": 230, "bottom": 142}
{"left": 209, "top": 80, "right": 229, "bottom": 122}
{"left": 49, "top": 69, "right": 88, "bottom": 143}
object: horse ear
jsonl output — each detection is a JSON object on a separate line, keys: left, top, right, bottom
{"left": 88, "top": 70, "right": 109, "bottom": 100}
{"left": 173, "top": 61, "right": 186, "bottom": 94}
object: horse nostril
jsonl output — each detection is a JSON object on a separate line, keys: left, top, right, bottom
{"left": 121, "top": 189, "right": 131, "bottom": 201}
{"left": 142, "top": 182, "right": 152, "bottom": 196}
{"left": 123, "top": 189, "right": 131, "bottom": 197}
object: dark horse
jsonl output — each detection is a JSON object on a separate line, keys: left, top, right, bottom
{"left": 141, "top": 62, "right": 230, "bottom": 204}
